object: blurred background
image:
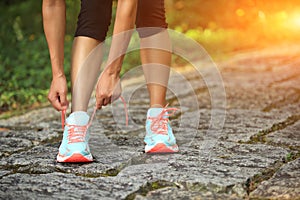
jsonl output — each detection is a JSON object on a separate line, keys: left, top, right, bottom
{"left": 1, "top": 0, "right": 300, "bottom": 117}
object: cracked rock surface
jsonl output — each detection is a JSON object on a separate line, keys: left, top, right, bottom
{"left": 1, "top": 45, "right": 300, "bottom": 199}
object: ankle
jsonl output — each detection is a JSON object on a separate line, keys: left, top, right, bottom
{"left": 150, "top": 104, "right": 165, "bottom": 108}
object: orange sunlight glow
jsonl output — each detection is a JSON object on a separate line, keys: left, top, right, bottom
{"left": 260, "top": 9, "right": 300, "bottom": 39}
{"left": 236, "top": 8, "right": 245, "bottom": 17}
{"left": 289, "top": 12, "right": 300, "bottom": 29}
{"left": 168, "top": 1, "right": 300, "bottom": 50}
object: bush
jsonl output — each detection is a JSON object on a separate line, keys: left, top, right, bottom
{"left": 3, "top": 0, "right": 300, "bottom": 115}
{"left": 0, "top": 0, "right": 141, "bottom": 115}
{"left": 0, "top": 0, "right": 76, "bottom": 114}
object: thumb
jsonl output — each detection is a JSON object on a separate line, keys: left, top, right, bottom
{"left": 59, "top": 92, "right": 69, "bottom": 109}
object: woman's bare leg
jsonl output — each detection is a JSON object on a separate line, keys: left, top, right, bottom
{"left": 71, "top": 36, "right": 101, "bottom": 112}
{"left": 140, "top": 30, "right": 172, "bottom": 108}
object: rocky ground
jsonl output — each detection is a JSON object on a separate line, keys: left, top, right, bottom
{"left": 0, "top": 45, "right": 300, "bottom": 199}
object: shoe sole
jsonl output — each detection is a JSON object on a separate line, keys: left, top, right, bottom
{"left": 57, "top": 153, "right": 93, "bottom": 163}
{"left": 145, "top": 143, "right": 179, "bottom": 153}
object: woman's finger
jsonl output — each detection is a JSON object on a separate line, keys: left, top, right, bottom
{"left": 103, "top": 97, "right": 110, "bottom": 106}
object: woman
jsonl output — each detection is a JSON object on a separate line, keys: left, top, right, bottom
{"left": 42, "top": 0, "right": 178, "bottom": 163}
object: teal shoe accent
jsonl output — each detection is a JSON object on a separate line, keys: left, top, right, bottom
{"left": 57, "top": 111, "right": 93, "bottom": 162}
{"left": 144, "top": 107, "right": 179, "bottom": 153}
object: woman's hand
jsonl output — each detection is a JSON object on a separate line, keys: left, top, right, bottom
{"left": 95, "top": 70, "right": 122, "bottom": 109}
{"left": 95, "top": 0, "right": 137, "bottom": 110}
{"left": 48, "top": 74, "right": 69, "bottom": 111}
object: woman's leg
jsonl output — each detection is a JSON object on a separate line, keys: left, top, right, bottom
{"left": 71, "top": 0, "right": 112, "bottom": 112}
{"left": 139, "top": 32, "right": 172, "bottom": 108}
{"left": 136, "top": 0, "right": 179, "bottom": 153}
{"left": 71, "top": 36, "right": 100, "bottom": 112}
{"left": 136, "top": 0, "right": 171, "bottom": 108}
{"left": 56, "top": 0, "right": 113, "bottom": 163}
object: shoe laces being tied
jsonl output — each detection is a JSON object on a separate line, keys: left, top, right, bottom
{"left": 60, "top": 96, "right": 128, "bottom": 144}
{"left": 61, "top": 109, "right": 94, "bottom": 144}
{"left": 66, "top": 124, "right": 88, "bottom": 144}
{"left": 148, "top": 105, "right": 179, "bottom": 135}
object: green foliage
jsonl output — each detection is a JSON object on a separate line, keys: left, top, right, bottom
{"left": 0, "top": 0, "right": 136, "bottom": 114}
{"left": 0, "top": 0, "right": 77, "bottom": 113}
{"left": 2, "top": 0, "right": 300, "bottom": 114}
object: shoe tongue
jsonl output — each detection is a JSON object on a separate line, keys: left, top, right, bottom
{"left": 67, "top": 111, "right": 89, "bottom": 125}
{"left": 147, "top": 108, "right": 167, "bottom": 118}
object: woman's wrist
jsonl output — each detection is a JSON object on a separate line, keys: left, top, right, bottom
{"left": 105, "top": 59, "right": 122, "bottom": 77}
{"left": 105, "top": 68, "right": 121, "bottom": 77}
{"left": 52, "top": 69, "right": 65, "bottom": 79}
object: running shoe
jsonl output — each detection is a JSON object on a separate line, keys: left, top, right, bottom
{"left": 144, "top": 107, "right": 179, "bottom": 153}
{"left": 57, "top": 111, "right": 93, "bottom": 162}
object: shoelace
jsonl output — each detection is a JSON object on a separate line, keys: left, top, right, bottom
{"left": 66, "top": 124, "right": 88, "bottom": 144}
{"left": 147, "top": 106, "right": 179, "bottom": 135}
{"left": 61, "top": 96, "right": 128, "bottom": 144}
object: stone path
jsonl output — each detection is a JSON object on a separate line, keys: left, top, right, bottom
{"left": 1, "top": 45, "right": 300, "bottom": 199}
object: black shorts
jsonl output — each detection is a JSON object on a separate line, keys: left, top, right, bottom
{"left": 74, "top": 0, "right": 168, "bottom": 41}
